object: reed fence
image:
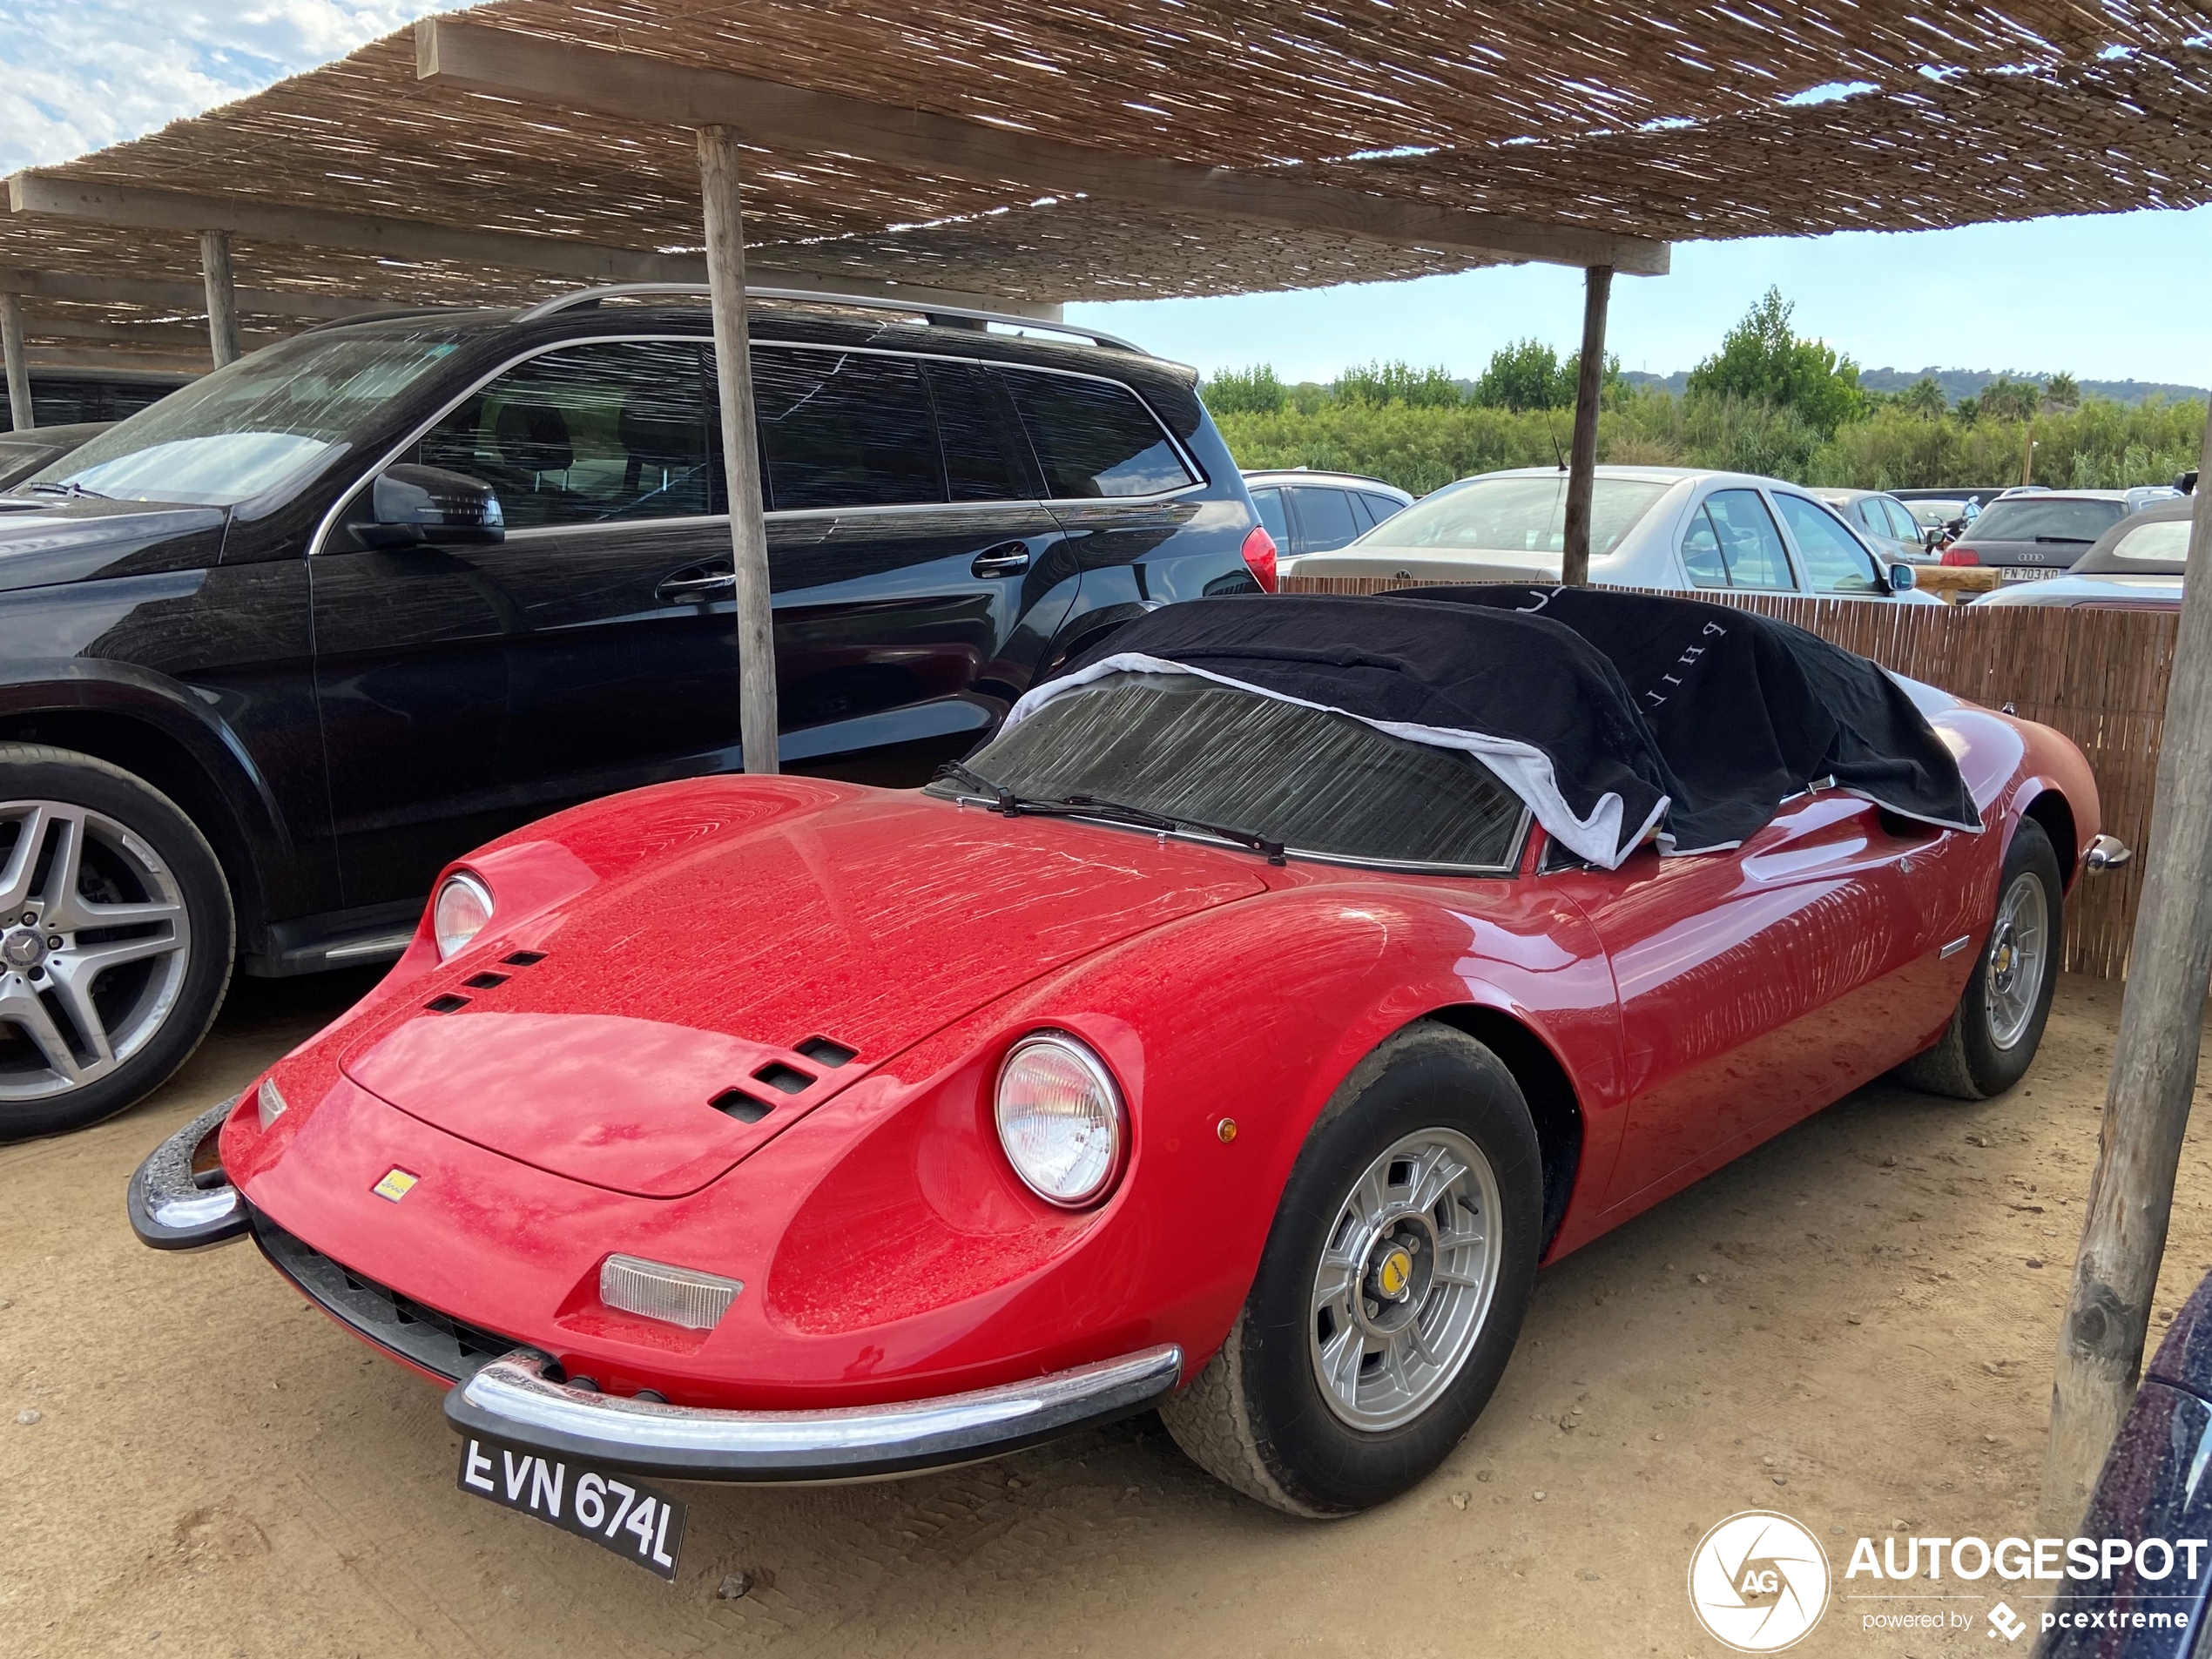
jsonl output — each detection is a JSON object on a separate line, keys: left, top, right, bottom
{"left": 1284, "top": 576, "right": 2175, "bottom": 977}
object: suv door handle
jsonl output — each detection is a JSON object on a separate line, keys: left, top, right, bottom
{"left": 656, "top": 563, "right": 735, "bottom": 603}
{"left": 971, "top": 541, "right": 1031, "bottom": 577}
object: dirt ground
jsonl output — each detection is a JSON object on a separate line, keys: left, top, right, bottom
{"left": 9, "top": 970, "right": 2212, "bottom": 1659}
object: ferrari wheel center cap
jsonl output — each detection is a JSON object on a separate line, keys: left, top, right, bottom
{"left": 2, "top": 928, "right": 45, "bottom": 971}
{"left": 1359, "top": 1221, "right": 1434, "bottom": 1334}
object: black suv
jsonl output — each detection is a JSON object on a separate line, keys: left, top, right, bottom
{"left": 0, "top": 292, "right": 1268, "bottom": 1137}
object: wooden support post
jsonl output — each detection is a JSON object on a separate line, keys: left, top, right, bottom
{"left": 0, "top": 293, "right": 30, "bottom": 430}
{"left": 1560, "top": 266, "right": 1613, "bottom": 587}
{"left": 199, "top": 230, "right": 241, "bottom": 368}
{"left": 2043, "top": 397, "right": 2212, "bottom": 1522}
{"left": 698, "top": 125, "right": 778, "bottom": 775}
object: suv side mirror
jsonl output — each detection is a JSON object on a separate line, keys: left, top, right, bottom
{"left": 1888, "top": 563, "right": 1918, "bottom": 592}
{"left": 365, "top": 464, "right": 504, "bottom": 548}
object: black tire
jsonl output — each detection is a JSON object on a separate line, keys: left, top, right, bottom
{"left": 1162, "top": 1022, "right": 1543, "bottom": 1516}
{"left": 0, "top": 745, "right": 233, "bottom": 1141}
{"left": 1894, "top": 817, "right": 2063, "bottom": 1101}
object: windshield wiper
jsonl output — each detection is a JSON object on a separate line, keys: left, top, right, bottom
{"left": 2032, "top": 535, "right": 2094, "bottom": 544}
{"left": 934, "top": 763, "right": 1286, "bottom": 865}
{"left": 24, "top": 481, "right": 111, "bottom": 501}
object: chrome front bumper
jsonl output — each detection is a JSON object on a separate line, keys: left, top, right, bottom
{"left": 444, "top": 1344, "right": 1184, "bottom": 1481}
{"left": 126, "top": 1096, "right": 249, "bottom": 1251}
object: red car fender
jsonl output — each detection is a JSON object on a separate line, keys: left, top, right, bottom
{"left": 759, "top": 877, "right": 1623, "bottom": 1384}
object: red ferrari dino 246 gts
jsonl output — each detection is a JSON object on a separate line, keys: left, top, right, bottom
{"left": 132, "top": 588, "right": 2116, "bottom": 1543}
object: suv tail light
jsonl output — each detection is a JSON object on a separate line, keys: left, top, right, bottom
{"left": 1940, "top": 544, "right": 1981, "bottom": 567}
{"left": 1241, "top": 524, "right": 1279, "bottom": 592}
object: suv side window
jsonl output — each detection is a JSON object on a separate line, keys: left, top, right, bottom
{"left": 1290, "top": 485, "right": 1360, "bottom": 551}
{"left": 410, "top": 340, "right": 712, "bottom": 529}
{"left": 1001, "top": 370, "right": 1196, "bottom": 499}
{"left": 752, "top": 348, "right": 941, "bottom": 510}
{"left": 1774, "top": 492, "right": 1884, "bottom": 593}
{"left": 1682, "top": 489, "right": 1795, "bottom": 590}
{"left": 1882, "top": 498, "right": 1921, "bottom": 542}
{"left": 921, "top": 361, "right": 1030, "bottom": 502}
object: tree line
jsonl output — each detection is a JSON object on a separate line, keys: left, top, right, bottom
{"left": 1203, "top": 288, "right": 2206, "bottom": 498}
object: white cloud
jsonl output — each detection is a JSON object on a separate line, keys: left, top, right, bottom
{"left": 0, "top": 2, "right": 457, "bottom": 172}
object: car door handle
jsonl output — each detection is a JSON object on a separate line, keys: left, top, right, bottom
{"left": 971, "top": 542, "right": 1031, "bottom": 577}
{"left": 656, "top": 564, "right": 735, "bottom": 602}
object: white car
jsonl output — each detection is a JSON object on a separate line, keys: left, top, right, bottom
{"left": 1286, "top": 465, "right": 1939, "bottom": 603}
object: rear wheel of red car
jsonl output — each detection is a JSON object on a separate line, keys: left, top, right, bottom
{"left": 1895, "top": 816, "right": 2062, "bottom": 1101}
{"left": 0, "top": 745, "right": 233, "bottom": 1143}
{"left": 1162, "top": 1021, "right": 1542, "bottom": 1516}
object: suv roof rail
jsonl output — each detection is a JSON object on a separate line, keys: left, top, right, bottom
{"left": 512, "top": 282, "right": 1143, "bottom": 354}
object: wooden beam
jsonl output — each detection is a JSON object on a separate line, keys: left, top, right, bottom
{"left": 0, "top": 293, "right": 30, "bottom": 430}
{"left": 699, "top": 127, "right": 779, "bottom": 775}
{"left": 10, "top": 172, "right": 711, "bottom": 286}
{"left": 199, "top": 229, "right": 241, "bottom": 367}
{"left": 14, "top": 314, "right": 287, "bottom": 351}
{"left": 23, "top": 347, "right": 205, "bottom": 374}
{"left": 1560, "top": 266, "right": 1614, "bottom": 586}
{"left": 416, "top": 17, "right": 1670, "bottom": 278}
{"left": 2044, "top": 400, "right": 2212, "bottom": 1522}
{"left": 0, "top": 266, "right": 419, "bottom": 320}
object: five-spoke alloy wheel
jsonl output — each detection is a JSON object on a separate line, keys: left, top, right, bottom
{"left": 0, "top": 747, "right": 233, "bottom": 1141}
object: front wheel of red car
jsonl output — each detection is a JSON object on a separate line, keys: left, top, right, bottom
{"left": 1162, "top": 1021, "right": 1542, "bottom": 1517}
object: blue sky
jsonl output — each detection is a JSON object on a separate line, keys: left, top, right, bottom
{"left": 4, "top": 3, "right": 2205, "bottom": 391}
{"left": 1067, "top": 206, "right": 2212, "bottom": 388}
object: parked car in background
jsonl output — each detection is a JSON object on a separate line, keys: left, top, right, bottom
{"left": 1244, "top": 469, "right": 1413, "bottom": 568}
{"left": 1941, "top": 489, "right": 2140, "bottom": 578}
{"left": 1289, "top": 465, "right": 1936, "bottom": 603}
{"left": 1811, "top": 486, "right": 1934, "bottom": 563}
{"left": 1891, "top": 486, "right": 2012, "bottom": 550}
{"left": 0, "top": 367, "right": 188, "bottom": 430}
{"left": 0, "top": 421, "right": 108, "bottom": 490}
{"left": 0, "top": 287, "right": 1266, "bottom": 1140}
{"left": 1972, "top": 496, "right": 2195, "bottom": 611}
{"left": 2038, "top": 1264, "right": 2212, "bottom": 1656}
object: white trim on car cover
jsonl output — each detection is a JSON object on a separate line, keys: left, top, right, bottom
{"left": 1004, "top": 651, "right": 1669, "bottom": 870}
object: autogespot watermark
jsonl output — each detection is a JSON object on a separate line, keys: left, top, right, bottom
{"left": 1689, "top": 1511, "right": 2209, "bottom": 1649}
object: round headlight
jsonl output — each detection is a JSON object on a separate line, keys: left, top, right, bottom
{"left": 994, "top": 1033, "right": 1126, "bottom": 1208}
{"left": 432, "top": 871, "right": 494, "bottom": 960}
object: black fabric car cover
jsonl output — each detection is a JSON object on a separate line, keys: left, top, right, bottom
{"left": 1399, "top": 584, "right": 1983, "bottom": 849}
{"left": 1015, "top": 594, "right": 1687, "bottom": 867}
{"left": 1008, "top": 588, "right": 1979, "bottom": 869}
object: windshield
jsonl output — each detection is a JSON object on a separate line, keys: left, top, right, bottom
{"left": 17, "top": 327, "right": 470, "bottom": 507}
{"left": 1966, "top": 497, "right": 2126, "bottom": 543}
{"left": 1905, "top": 499, "right": 1965, "bottom": 528}
{"left": 2109, "top": 519, "right": 2193, "bottom": 563}
{"left": 928, "top": 671, "right": 1527, "bottom": 868}
{"left": 1359, "top": 474, "right": 1670, "bottom": 558}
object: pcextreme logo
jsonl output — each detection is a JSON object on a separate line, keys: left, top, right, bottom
{"left": 1689, "top": 1511, "right": 1833, "bottom": 1652}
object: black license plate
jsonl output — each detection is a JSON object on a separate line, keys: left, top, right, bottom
{"left": 457, "top": 1434, "right": 686, "bottom": 1579}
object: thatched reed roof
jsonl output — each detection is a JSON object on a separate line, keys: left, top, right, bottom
{"left": 7, "top": 0, "right": 2211, "bottom": 369}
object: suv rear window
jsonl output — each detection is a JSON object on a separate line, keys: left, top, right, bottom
{"left": 932, "top": 671, "right": 1527, "bottom": 868}
{"left": 1967, "top": 498, "right": 2127, "bottom": 543}
{"left": 1001, "top": 372, "right": 1195, "bottom": 498}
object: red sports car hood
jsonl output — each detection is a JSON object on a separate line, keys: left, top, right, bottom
{"left": 338, "top": 792, "right": 1265, "bottom": 1197}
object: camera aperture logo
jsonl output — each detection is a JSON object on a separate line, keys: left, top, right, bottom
{"left": 1689, "top": 1511, "right": 1833, "bottom": 1652}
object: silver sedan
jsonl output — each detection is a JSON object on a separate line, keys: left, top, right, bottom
{"left": 1286, "top": 465, "right": 1939, "bottom": 604}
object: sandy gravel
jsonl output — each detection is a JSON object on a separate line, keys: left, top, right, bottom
{"left": 7, "top": 971, "right": 2212, "bottom": 1659}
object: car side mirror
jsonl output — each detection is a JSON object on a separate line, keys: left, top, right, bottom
{"left": 1888, "top": 563, "right": 1917, "bottom": 592}
{"left": 365, "top": 464, "right": 504, "bottom": 548}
